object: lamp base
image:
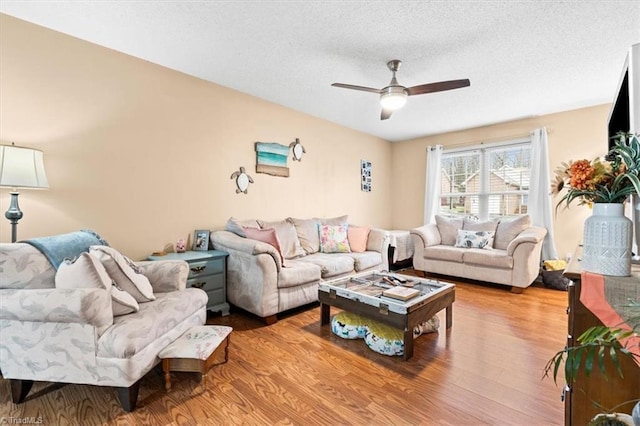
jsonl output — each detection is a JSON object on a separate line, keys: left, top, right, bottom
{"left": 5, "top": 191, "right": 23, "bottom": 243}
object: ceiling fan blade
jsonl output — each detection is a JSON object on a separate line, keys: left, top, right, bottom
{"left": 406, "top": 79, "right": 470, "bottom": 96}
{"left": 331, "top": 83, "right": 381, "bottom": 94}
{"left": 381, "top": 108, "right": 393, "bottom": 120}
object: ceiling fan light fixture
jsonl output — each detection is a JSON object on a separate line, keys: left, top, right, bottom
{"left": 380, "top": 87, "right": 408, "bottom": 110}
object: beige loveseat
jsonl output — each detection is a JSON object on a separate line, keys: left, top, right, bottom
{"left": 210, "top": 216, "right": 389, "bottom": 324}
{"left": 410, "top": 215, "right": 547, "bottom": 292}
{"left": 0, "top": 238, "right": 207, "bottom": 412}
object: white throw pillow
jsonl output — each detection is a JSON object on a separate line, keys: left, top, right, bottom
{"left": 90, "top": 246, "right": 155, "bottom": 303}
{"left": 55, "top": 252, "right": 139, "bottom": 316}
{"left": 454, "top": 229, "right": 495, "bottom": 249}
{"left": 109, "top": 286, "right": 140, "bottom": 316}
{"left": 56, "top": 252, "right": 111, "bottom": 291}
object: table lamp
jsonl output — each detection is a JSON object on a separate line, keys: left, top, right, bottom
{"left": 0, "top": 143, "right": 49, "bottom": 242}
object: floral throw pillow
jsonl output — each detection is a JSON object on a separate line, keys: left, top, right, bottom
{"left": 319, "top": 224, "right": 351, "bottom": 253}
{"left": 454, "top": 230, "right": 495, "bottom": 249}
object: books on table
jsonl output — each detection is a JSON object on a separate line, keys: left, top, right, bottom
{"left": 382, "top": 286, "right": 420, "bottom": 301}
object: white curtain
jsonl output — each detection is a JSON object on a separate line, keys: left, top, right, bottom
{"left": 529, "top": 127, "right": 558, "bottom": 260}
{"left": 423, "top": 145, "right": 443, "bottom": 225}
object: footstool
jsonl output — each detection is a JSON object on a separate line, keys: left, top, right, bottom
{"left": 158, "top": 325, "right": 232, "bottom": 390}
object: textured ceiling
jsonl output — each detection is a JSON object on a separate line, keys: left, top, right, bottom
{"left": 1, "top": 1, "right": 639, "bottom": 142}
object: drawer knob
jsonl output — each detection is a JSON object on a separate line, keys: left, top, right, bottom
{"left": 561, "top": 384, "right": 570, "bottom": 402}
{"left": 192, "top": 282, "right": 206, "bottom": 289}
{"left": 190, "top": 266, "right": 206, "bottom": 273}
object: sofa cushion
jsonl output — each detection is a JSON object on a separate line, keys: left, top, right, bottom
{"left": 277, "top": 260, "right": 322, "bottom": 288}
{"left": 454, "top": 230, "right": 495, "bottom": 249}
{"left": 259, "top": 220, "right": 305, "bottom": 259}
{"left": 243, "top": 226, "right": 284, "bottom": 266}
{"left": 495, "top": 215, "right": 531, "bottom": 250}
{"left": 423, "top": 245, "right": 464, "bottom": 263}
{"left": 435, "top": 215, "right": 463, "bottom": 246}
{"left": 299, "top": 253, "right": 354, "bottom": 278}
{"left": 90, "top": 246, "right": 156, "bottom": 303}
{"left": 463, "top": 248, "right": 513, "bottom": 269}
{"left": 347, "top": 251, "right": 382, "bottom": 271}
{"left": 226, "top": 217, "right": 260, "bottom": 237}
{"left": 317, "top": 215, "right": 349, "bottom": 226}
{"left": 287, "top": 217, "right": 321, "bottom": 254}
{"left": 55, "top": 252, "right": 139, "bottom": 316}
{"left": 463, "top": 218, "right": 498, "bottom": 233}
{"left": 97, "top": 288, "right": 207, "bottom": 359}
{"left": 348, "top": 225, "right": 370, "bottom": 253}
{"left": 320, "top": 224, "right": 351, "bottom": 253}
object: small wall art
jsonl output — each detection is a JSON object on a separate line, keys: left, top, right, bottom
{"left": 361, "top": 160, "right": 372, "bottom": 192}
{"left": 230, "top": 166, "right": 254, "bottom": 194}
{"left": 289, "top": 138, "right": 306, "bottom": 161}
{"left": 255, "top": 142, "right": 289, "bottom": 177}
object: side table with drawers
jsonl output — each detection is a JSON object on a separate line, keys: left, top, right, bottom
{"left": 562, "top": 247, "right": 640, "bottom": 425}
{"left": 147, "top": 250, "right": 230, "bottom": 316}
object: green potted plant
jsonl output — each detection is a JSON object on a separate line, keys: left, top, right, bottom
{"left": 544, "top": 300, "right": 640, "bottom": 426}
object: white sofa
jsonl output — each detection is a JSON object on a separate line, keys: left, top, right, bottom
{"left": 410, "top": 215, "right": 547, "bottom": 292}
{"left": 0, "top": 240, "right": 207, "bottom": 412}
{"left": 211, "top": 216, "right": 389, "bottom": 324}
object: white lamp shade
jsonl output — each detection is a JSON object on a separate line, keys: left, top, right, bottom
{"left": 0, "top": 145, "right": 49, "bottom": 189}
{"left": 380, "top": 87, "right": 408, "bottom": 110}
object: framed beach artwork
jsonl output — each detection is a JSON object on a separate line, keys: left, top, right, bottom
{"left": 255, "top": 142, "right": 290, "bottom": 177}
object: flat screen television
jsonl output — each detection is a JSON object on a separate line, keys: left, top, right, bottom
{"left": 608, "top": 43, "right": 639, "bottom": 149}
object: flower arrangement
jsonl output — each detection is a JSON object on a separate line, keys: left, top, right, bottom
{"left": 552, "top": 133, "right": 640, "bottom": 210}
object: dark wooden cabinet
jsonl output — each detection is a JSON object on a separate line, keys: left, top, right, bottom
{"left": 563, "top": 255, "right": 640, "bottom": 425}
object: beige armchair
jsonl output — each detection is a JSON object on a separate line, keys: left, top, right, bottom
{"left": 0, "top": 241, "right": 207, "bottom": 411}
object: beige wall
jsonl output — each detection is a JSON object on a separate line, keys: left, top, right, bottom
{"left": 0, "top": 14, "right": 615, "bottom": 263}
{"left": 0, "top": 15, "right": 392, "bottom": 260}
{"left": 390, "top": 104, "right": 612, "bottom": 259}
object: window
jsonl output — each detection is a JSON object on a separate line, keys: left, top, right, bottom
{"left": 439, "top": 139, "right": 531, "bottom": 220}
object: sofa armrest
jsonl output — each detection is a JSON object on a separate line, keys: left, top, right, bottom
{"left": 211, "top": 230, "right": 280, "bottom": 319}
{"left": 366, "top": 228, "right": 390, "bottom": 253}
{"left": 365, "top": 228, "right": 390, "bottom": 271}
{"left": 410, "top": 223, "right": 441, "bottom": 248}
{"left": 136, "top": 260, "right": 189, "bottom": 292}
{"left": 0, "top": 288, "right": 113, "bottom": 335}
{"left": 506, "top": 226, "right": 547, "bottom": 256}
{"left": 508, "top": 226, "right": 548, "bottom": 288}
{"left": 211, "top": 230, "right": 281, "bottom": 272}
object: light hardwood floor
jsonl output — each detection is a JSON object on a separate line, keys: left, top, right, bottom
{"left": 0, "top": 273, "right": 569, "bottom": 425}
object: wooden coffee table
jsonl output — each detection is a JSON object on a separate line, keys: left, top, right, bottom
{"left": 319, "top": 271, "right": 455, "bottom": 360}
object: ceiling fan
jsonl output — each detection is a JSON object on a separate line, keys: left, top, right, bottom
{"left": 331, "top": 60, "right": 470, "bottom": 120}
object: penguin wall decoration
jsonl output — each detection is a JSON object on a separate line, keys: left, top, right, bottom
{"left": 230, "top": 166, "right": 254, "bottom": 194}
{"left": 289, "top": 138, "right": 306, "bottom": 161}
